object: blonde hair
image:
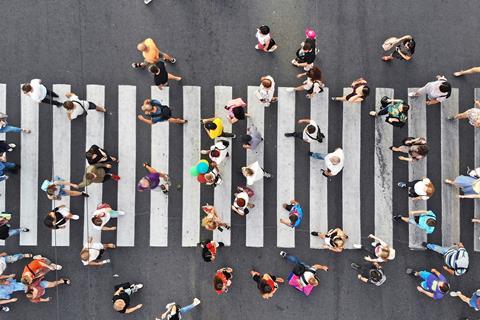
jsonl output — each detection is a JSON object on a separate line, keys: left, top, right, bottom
{"left": 202, "top": 216, "right": 217, "bottom": 230}
{"left": 378, "top": 246, "right": 391, "bottom": 260}
{"left": 80, "top": 249, "right": 90, "bottom": 261}
{"left": 426, "top": 182, "right": 435, "bottom": 197}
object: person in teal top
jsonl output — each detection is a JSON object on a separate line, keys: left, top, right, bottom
{"left": 279, "top": 200, "right": 303, "bottom": 228}
{"left": 393, "top": 210, "right": 436, "bottom": 234}
{"left": 369, "top": 96, "right": 409, "bottom": 128}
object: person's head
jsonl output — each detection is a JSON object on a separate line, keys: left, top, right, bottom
{"left": 369, "top": 269, "right": 383, "bottom": 283}
{"left": 91, "top": 216, "right": 103, "bottom": 226}
{"left": 113, "top": 299, "right": 126, "bottom": 312}
{"left": 232, "top": 106, "right": 246, "bottom": 120}
{"left": 258, "top": 25, "right": 270, "bottom": 35}
{"left": 330, "top": 156, "right": 341, "bottom": 165}
{"left": 362, "top": 85, "right": 370, "bottom": 97}
{"left": 241, "top": 135, "right": 252, "bottom": 145}
{"left": 401, "top": 104, "right": 410, "bottom": 113}
{"left": 333, "top": 238, "right": 345, "bottom": 248}
{"left": 378, "top": 246, "right": 391, "bottom": 260}
{"left": 242, "top": 167, "right": 254, "bottom": 177}
{"left": 415, "top": 144, "right": 430, "bottom": 156}
{"left": 204, "top": 121, "right": 217, "bottom": 130}
{"left": 288, "top": 214, "right": 298, "bottom": 225}
{"left": 43, "top": 214, "right": 55, "bottom": 228}
{"left": 85, "top": 172, "right": 96, "bottom": 181}
{"left": 235, "top": 197, "right": 246, "bottom": 208}
{"left": 47, "top": 184, "right": 57, "bottom": 195}
{"left": 426, "top": 182, "right": 435, "bottom": 197}
{"left": 306, "top": 124, "right": 316, "bottom": 135}
{"left": 141, "top": 99, "right": 153, "bottom": 112}
{"left": 214, "top": 276, "right": 224, "bottom": 291}
{"left": 426, "top": 218, "right": 437, "bottom": 227}
{"left": 405, "top": 38, "right": 416, "bottom": 54}
{"left": 439, "top": 82, "right": 451, "bottom": 94}
{"left": 204, "top": 172, "right": 215, "bottom": 183}
{"left": 210, "top": 149, "right": 220, "bottom": 158}
{"left": 202, "top": 247, "right": 214, "bottom": 262}
{"left": 202, "top": 216, "right": 217, "bottom": 230}
{"left": 308, "top": 276, "right": 319, "bottom": 286}
{"left": 305, "top": 28, "right": 316, "bottom": 39}
{"left": 21, "top": 273, "right": 33, "bottom": 285}
{"left": 259, "top": 281, "right": 272, "bottom": 294}
{"left": 63, "top": 101, "right": 75, "bottom": 110}
{"left": 137, "top": 177, "right": 151, "bottom": 192}
{"left": 21, "top": 84, "right": 32, "bottom": 94}
{"left": 306, "top": 67, "right": 322, "bottom": 81}
{"left": 302, "top": 41, "right": 313, "bottom": 52}
{"left": 25, "top": 288, "right": 35, "bottom": 299}
{"left": 80, "top": 249, "right": 90, "bottom": 262}
{"left": 148, "top": 64, "right": 160, "bottom": 75}
{"left": 136, "top": 42, "right": 147, "bottom": 52}
{"left": 439, "top": 282, "right": 450, "bottom": 294}
{"left": 261, "top": 78, "right": 272, "bottom": 88}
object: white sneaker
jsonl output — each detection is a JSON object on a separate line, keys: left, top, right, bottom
{"left": 408, "top": 92, "right": 417, "bottom": 97}
{"left": 353, "top": 244, "right": 363, "bottom": 249}
{"left": 449, "top": 291, "right": 461, "bottom": 297}
{"left": 286, "top": 88, "right": 295, "bottom": 93}
{"left": 102, "top": 259, "right": 111, "bottom": 264}
{"left": 117, "top": 211, "right": 126, "bottom": 216}
{"left": 144, "top": 0, "right": 153, "bottom": 4}
{"left": 193, "top": 298, "right": 201, "bottom": 306}
{"left": 71, "top": 215, "right": 80, "bottom": 220}
{"left": 134, "top": 283, "right": 143, "bottom": 290}
{"left": 165, "top": 302, "right": 175, "bottom": 309}
{"left": 53, "top": 264, "right": 62, "bottom": 270}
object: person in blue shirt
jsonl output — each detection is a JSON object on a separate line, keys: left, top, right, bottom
{"left": 137, "top": 99, "right": 187, "bottom": 125}
{"left": 450, "top": 289, "right": 480, "bottom": 311}
{"left": 406, "top": 268, "right": 449, "bottom": 300}
{"left": 279, "top": 200, "right": 303, "bottom": 228}
{"left": 393, "top": 210, "right": 436, "bottom": 234}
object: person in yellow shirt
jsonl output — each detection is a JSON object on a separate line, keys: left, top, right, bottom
{"left": 132, "top": 38, "right": 176, "bottom": 68}
{"left": 201, "top": 117, "right": 236, "bottom": 139}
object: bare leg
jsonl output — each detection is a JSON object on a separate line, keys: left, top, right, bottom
{"left": 472, "top": 218, "right": 480, "bottom": 224}
{"left": 144, "top": 163, "right": 158, "bottom": 174}
{"left": 66, "top": 190, "right": 83, "bottom": 197}
{"left": 333, "top": 96, "right": 347, "bottom": 101}
{"left": 382, "top": 55, "right": 394, "bottom": 61}
{"left": 293, "top": 85, "right": 306, "bottom": 92}
{"left": 400, "top": 217, "right": 409, "bottom": 223}
{"left": 453, "top": 111, "right": 469, "bottom": 120}
{"left": 138, "top": 115, "right": 153, "bottom": 125}
{"left": 168, "top": 117, "right": 187, "bottom": 124}
{"left": 103, "top": 243, "right": 116, "bottom": 249}
{"left": 44, "top": 279, "right": 69, "bottom": 288}
{"left": 167, "top": 73, "right": 182, "bottom": 81}
{"left": 454, "top": 67, "right": 480, "bottom": 77}
{"left": 95, "top": 105, "right": 106, "bottom": 112}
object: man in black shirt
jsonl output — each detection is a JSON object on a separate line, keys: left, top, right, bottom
{"left": 292, "top": 40, "right": 316, "bottom": 70}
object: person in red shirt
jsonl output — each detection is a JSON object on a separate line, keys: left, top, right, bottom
{"left": 198, "top": 239, "right": 224, "bottom": 262}
{"left": 213, "top": 267, "right": 233, "bottom": 294}
{"left": 250, "top": 270, "right": 284, "bottom": 299}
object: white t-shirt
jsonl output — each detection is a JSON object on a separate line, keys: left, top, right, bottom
{"left": 0, "top": 257, "right": 7, "bottom": 275}
{"left": 255, "top": 30, "right": 271, "bottom": 46}
{"left": 255, "top": 76, "right": 275, "bottom": 106}
{"left": 325, "top": 148, "right": 344, "bottom": 176}
{"left": 244, "top": 161, "right": 264, "bottom": 185}
{"left": 209, "top": 141, "right": 229, "bottom": 165}
{"left": 233, "top": 192, "right": 249, "bottom": 214}
{"left": 91, "top": 208, "right": 111, "bottom": 230}
{"left": 29, "top": 79, "right": 47, "bottom": 102}
{"left": 302, "top": 121, "right": 320, "bottom": 143}
{"left": 81, "top": 242, "right": 104, "bottom": 265}
{"left": 424, "top": 77, "right": 448, "bottom": 102}
{"left": 67, "top": 94, "right": 89, "bottom": 120}
{"left": 414, "top": 178, "right": 430, "bottom": 200}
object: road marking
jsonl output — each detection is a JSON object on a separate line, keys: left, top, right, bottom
{"left": 213, "top": 86, "right": 232, "bottom": 246}
{"left": 342, "top": 88, "right": 361, "bottom": 249}
{"left": 408, "top": 88, "right": 427, "bottom": 249}
{"left": 0, "top": 84, "right": 5, "bottom": 246}
{"left": 117, "top": 85, "right": 136, "bottom": 247}
{"left": 277, "top": 88, "right": 295, "bottom": 248}
{"left": 310, "top": 88, "right": 329, "bottom": 249}
{"left": 374, "top": 88, "right": 394, "bottom": 245}
{"left": 441, "top": 88, "right": 460, "bottom": 246}
{"left": 51, "top": 84, "right": 71, "bottom": 246}
{"left": 475, "top": 88, "right": 480, "bottom": 252}
{"left": 150, "top": 86, "right": 169, "bottom": 247}
{"left": 246, "top": 86, "right": 265, "bottom": 247}
{"left": 182, "top": 86, "right": 201, "bottom": 246}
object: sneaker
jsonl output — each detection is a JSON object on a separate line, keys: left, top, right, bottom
{"left": 405, "top": 268, "right": 414, "bottom": 275}
{"left": 280, "top": 251, "right": 287, "bottom": 258}
{"left": 117, "top": 211, "right": 126, "bottom": 216}
{"left": 169, "top": 58, "right": 177, "bottom": 64}
{"left": 308, "top": 151, "right": 314, "bottom": 156}
{"left": 397, "top": 182, "right": 407, "bottom": 188}
{"left": 132, "top": 63, "right": 143, "bottom": 68}
{"left": 133, "top": 283, "right": 144, "bottom": 290}
{"left": 193, "top": 298, "right": 201, "bottom": 306}
{"left": 331, "top": 97, "right": 337, "bottom": 101}
{"left": 284, "top": 133, "right": 295, "bottom": 137}
{"left": 231, "top": 134, "right": 237, "bottom": 139}
{"left": 111, "top": 174, "right": 121, "bottom": 181}
{"left": 82, "top": 192, "right": 89, "bottom": 197}
{"left": 8, "top": 143, "right": 16, "bottom": 149}
{"left": 1, "top": 306, "right": 9, "bottom": 312}
{"left": 53, "top": 264, "right": 63, "bottom": 270}
{"left": 408, "top": 92, "right": 417, "bottom": 97}
{"left": 393, "top": 215, "right": 402, "bottom": 221}
{"left": 264, "top": 173, "right": 272, "bottom": 179}
{"left": 351, "top": 263, "right": 361, "bottom": 270}
{"left": 353, "top": 244, "right": 363, "bottom": 249}
{"left": 103, "top": 259, "right": 111, "bottom": 264}
{"left": 71, "top": 215, "right": 80, "bottom": 220}
{"left": 421, "top": 242, "right": 428, "bottom": 248}
{"left": 448, "top": 116, "right": 455, "bottom": 121}
{"left": 21, "top": 228, "right": 30, "bottom": 232}
{"left": 311, "top": 231, "right": 319, "bottom": 236}
{"left": 449, "top": 291, "right": 462, "bottom": 297}
{"left": 285, "top": 88, "right": 295, "bottom": 93}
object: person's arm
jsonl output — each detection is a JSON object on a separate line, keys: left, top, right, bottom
{"left": 396, "top": 49, "right": 412, "bottom": 61}
{"left": 349, "top": 96, "right": 364, "bottom": 103}
{"left": 312, "top": 264, "right": 328, "bottom": 271}
{"left": 431, "top": 268, "right": 440, "bottom": 276}
{"left": 297, "top": 119, "right": 311, "bottom": 124}
{"left": 137, "top": 115, "right": 153, "bottom": 125}
{"left": 262, "top": 38, "right": 270, "bottom": 52}
{"left": 0, "top": 252, "right": 6, "bottom": 257}
{"left": 475, "top": 100, "right": 480, "bottom": 108}
{"left": 409, "top": 210, "right": 427, "bottom": 216}
{"left": 358, "top": 275, "right": 369, "bottom": 283}
{"left": 411, "top": 196, "right": 427, "bottom": 201}
{"left": 229, "top": 117, "right": 238, "bottom": 124}
{"left": 388, "top": 118, "right": 400, "bottom": 123}
{"left": 459, "top": 194, "right": 480, "bottom": 199}
{"left": 242, "top": 144, "right": 251, "bottom": 149}
{"left": 0, "top": 298, "right": 17, "bottom": 305}
{"left": 101, "top": 226, "right": 117, "bottom": 231}
{"left": 87, "top": 261, "right": 107, "bottom": 266}
{"left": 0, "top": 274, "right": 15, "bottom": 280}
{"left": 124, "top": 304, "right": 143, "bottom": 314}
{"left": 417, "top": 286, "right": 434, "bottom": 298}
{"left": 232, "top": 206, "right": 244, "bottom": 216}
{"left": 160, "top": 304, "right": 175, "bottom": 319}
{"left": 201, "top": 117, "right": 215, "bottom": 122}
{"left": 65, "top": 92, "right": 74, "bottom": 98}
{"left": 398, "top": 156, "right": 413, "bottom": 162}
{"left": 95, "top": 163, "right": 111, "bottom": 169}
{"left": 426, "top": 99, "right": 440, "bottom": 105}
{"left": 442, "top": 266, "right": 455, "bottom": 275}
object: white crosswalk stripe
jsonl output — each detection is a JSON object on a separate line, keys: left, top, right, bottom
{"left": 475, "top": 88, "right": 480, "bottom": 252}
{"left": 0, "top": 84, "right": 6, "bottom": 246}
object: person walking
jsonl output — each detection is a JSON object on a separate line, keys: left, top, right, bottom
{"left": 91, "top": 203, "right": 125, "bottom": 232}
{"left": 351, "top": 262, "right": 386, "bottom": 286}
{"left": 369, "top": 96, "right": 409, "bottom": 128}
{"left": 41, "top": 177, "right": 88, "bottom": 200}
{"left": 381, "top": 35, "right": 415, "bottom": 62}
{"left": 397, "top": 178, "right": 435, "bottom": 201}
{"left": 63, "top": 92, "right": 106, "bottom": 120}
{"left": 201, "top": 204, "right": 230, "bottom": 232}
{"left": 213, "top": 267, "right": 233, "bottom": 294}
{"left": 422, "top": 242, "right": 469, "bottom": 276}
{"left": 132, "top": 37, "right": 176, "bottom": 68}
{"left": 80, "top": 236, "right": 115, "bottom": 266}
{"left": 286, "top": 67, "right": 325, "bottom": 99}
{"left": 43, "top": 205, "right": 79, "bottom": 230}
{"left": 225, "top": 98, "right": 249, "bottom": 124}
{"left": 0, "top": 113, "right": 30, "bottom": 134}
{"left": 284, "top": 119, "right": 325, "bottom": 144}
{"left": 86, "top": 145, "right": 118, "bottom": 165}
{"left": 138, "top": 99, "right": 186, "bottom": 125}
{"left": 449, "top": 289, "right": 480, "bottom": 311}
{"left": 454, "top": 66, "right": 480, "bottom": 77}
{"left": 242, "top": 125, "right": 263, "bottom": 150}
{"left": 232, "top": 186, "right": 255, "bottom": 216}
{"left": 112, "top": 282, "right": 143, "bottom": 314}
{"left": 0, "top": 252, "right": 32, "bottom": 277}
{"left": 393, "top": 210, "right": 437, "bottom": 234}
{"left": 362, "top": 234, "right": 396, "bottom": 263}
{"left": 250, "top": 270, "right": 284, "bottom": 300}
{"left": 406, "top": 268, "right": 449, "bottom": 300}
{"left": 0, "top": 278, "right": 26, "bottom": 305}
{"left": 26, "top": 277, "right": 71, "bottom": 303}
{"left": 198, "top": 239, "right": 224, "bottom": 262}
{"left": 21, "top": 79, "right": 62, "bottom": 107}
{"left": 201, "top": 140, "right": 229, "bottom": 166}
{"left": 137, "top": 162, "right": 170, "bottom": 193}
{"left": 444, "top": 174, "right": 480, "bottom": 199}
{"left": 203, "top": 163, "right": 223, "bottom": 187}
{"left": 331, "top": 78, "right": 370, "bottom": 103}
{"left": 408, "top": 75, "right": 451, "bottom": 105}
{"left": 279, "top": 200, "right": 303, "bottom": 228}
{"left": 279, "top": 251, "right": 328, "bottom": 288}
{"left": 309, "top": 147, "right": 344, "bottom": 177}
{"left": 291, "top": 39, "right": 316, "bottom": 71}
{"left": 201, "top": 117, "right": 236, "bottom": 139}
{"left": 0, "top": 141, "right": 16, "bottom": 154}
{"left": 0, "top": 153, "right": 18, "bottom": 182}
{"left": 311, "top": 227, "right": 348, "bottom": 253}
{"left": 448, "top": 100, "right": 480, "bottom": 128}
{"left": 391, "top": 137, "right": 429, "bottom": 162}
{"left": 242, "top": 161, "right": 272, "bottom": 185}
{"left": 255, "top": 25, "right": 277, "bottom": 52}
{"left": 148, "top": 62, "right": 182, "bottom": 90}
{"left": 157, "top": 298, "right": 201, "bottom": 320}
{"left": 255, "top": 75, "right": 277, "bottom": 107}
{"left": 77, "top": 163, "right": 120, "bottom": 189}
{"left": 0, "top": 212, "right": 29, "bottom": 241}
{"left": 21, "top": 255, "right": 62, "bottom": 285}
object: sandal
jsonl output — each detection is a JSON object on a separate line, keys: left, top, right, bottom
{"left": 62, "top": 278, "right": 71, "bottom": 285}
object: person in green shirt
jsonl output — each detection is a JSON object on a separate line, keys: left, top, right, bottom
{"left": 369, "top": 96, "right": 409, "bottom": 128}
{"left": 77, "top": 163, "right": 120, "bottom": 189}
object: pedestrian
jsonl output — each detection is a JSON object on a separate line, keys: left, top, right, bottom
{"left": 449, "top": 289, "right": 480, "bottom": 311}
{"left": 309, "top": 147, "right": 344, "bottom": 177}
{"left": 0, "top": 278, "right": 26, "bottom": 305}
{"left": 291, "top": 38, "right": 316, "bottom": 71}
{"left": 41, "top": 177, "right": 88, "bottom": 200}
{"left": 201, "top": 140, "right": 229, "bottom": 166}
{"left": 448, "top": 100, "right": 480, "bottom": 128}
{"left": 0, "top": 212, "right": 29, "bottom": 241}
{"left": 21, "top": 255, "right": 62, "bottom": 285}
{"left": 232, "top": 186, "right": 255, "bottom": 216}
{"left": 391, "top": 137, "right": 429, "bottom": 162}
{"left": 408, "top": 75, "right": 451, "bottom": 105}
{"left": 284, "top": 119, "right": 325, "bottom": 143}
{"left": 0, "top": 113, "right": 30, "bottom": 134}
{"left": 132, "top": 37, "right": 176, "bottom": 69}
{"left": 201, "top": 117, "right": 236, "bottom": 139}
{"left": 138, "top": 98, "right": 187, "bottom": 125}
{"left": 43, "top": 205, "right": 79, "bottom": 230}
{"left": 381, "top": 35, "right": 415, "bottom": 62}
{"left": 397, "top": 177, "right": 435, "bottom": 201}
{"left": 279, "top": 251, "right": 328, "bottom": 288}
{"left": 255, "top": 25, "right": 277, "bottom": 52}
{"left": 331, "top": 78, "right": 370, "bottom": 103}
{"left": 279, "top": 200, "right": 303, "bottom": 228}
{"left": 77, "top": 163, "right": 120, "bottom": 189}
{"left": 422, "top": 242, "right": 469, "bottom": 276}
{"left": 0, "top": 153, "right": 18, "bottom": 182}
{"left": 63, "top": 92, "right": 106, "bottom": 120}
{"left": 86, "top": 144, "right": 118, "bottom": 165}
{"left": 213, "top": 267, "right": 233, "bottom": 294}
{"left": 91, "top": 203, "right": 125, "bottom": 232}
{"left": 80, "top": 236, "right": 115, "bottom": 266}
{"left": 444, "top": 174, "right": 480, "bottom": 199}
{"left": 203, "top": 163, "right": 223, "bottom": 187}
{"left": 148, "top": 62, "right": 182, "bottom": 90}
{"left": 287, "top": 67, "right": 325, "bottom": 99}
{"left": 351, "top": 262, "right": 386, "bottom": 286}
{"left": 201, "top": 204, "right": 230, "bottom": 232}
{"left": 242, "top": 161, "right": 272, "bottom": 185}
{"left": 198, "top": 239, "right": 224, "bottom": 262}
{"left": 369, "top": 96, "right": 409, "bottom": 128}
{"left": 363, "top": 234, "right": 396, "bottom": 263}
{"left": 393, "top": 210, "right": 437, "bottom": 234}
{"left": 26, "top": 277, "right": 70, "bottom": 303}
{"left": 406, "top": 268, "right": 449, "bottom": 300}
{"left": 0, "top": 141, "right": 16, "bottom": 154}
{"left": 454, "top": 66, "right": 480, "bottom": 77}
{"left": 250, "top": 270, "right": 284, "bottom": 300}
{"left": 21, "top": 79, "right": 62, "bottom": 107}
{"left": 255, "top": 75, "right": 277, "bottom": 107}
{"left": 241, "top": 125, "right": 263, "bottom": 150}
{"left": 157, "top": 298, "right": 201, "bottom": 320}
{"left": 311, "top": 228, "right": 348, "bottom": 253}
{"left": 0, "top": 252, "right": 32, "bottom": 277}
{"left": 225, "top": 98, "right": 249, "bottom": 124}
{"left": 112, "top": 282, "right": 143, "bottom": 314}
{"left": 137, "top": 162, "right": 170, "bottom": 193}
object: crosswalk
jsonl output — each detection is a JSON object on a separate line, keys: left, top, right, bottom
{"left": 0, "top": 84, "right": 476, "bottom": 250}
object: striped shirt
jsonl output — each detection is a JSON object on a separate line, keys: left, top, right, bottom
{"left": 444, "top": 247, "right": 469, "bottom": 276}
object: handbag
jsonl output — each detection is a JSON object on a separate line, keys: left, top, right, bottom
{"left": 382, "top": 37, "right": 400, "bottom": 51}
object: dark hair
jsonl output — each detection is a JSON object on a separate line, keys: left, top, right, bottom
{"left": 148, "top": 64, "right": 160, "bottom": 74}
{"left": 259, "top": 281, "right": 272, "bottom": 294}
{"left": 426, "top": 218, "right": 437, "bottom": 227}
{"left": 63, "top": 101, "right": 75, "bottom": 110}
{"left": 439, "top": 282, "right": 450, "bottom": 293}
{"left": 47, "top": 184, "right": 57, "bottom": 195}
{"left": 232, "top": 107, "right": 246, "bottom": 120}
{"left": 214, "top": 276, "right": 224, "bottom": 291}
{"left": 21, "top": 84, "right": 32, "bottom": 93}
{"left": 161, "top": 106, "right": 172, "bottom": 119}
{"left": 259, "top": 25, "right": 270, "bottom": 35}
{"left": 307, "top": 67, "right": 322, "bottom": 81}
{"left": 306, "top": 125, "right": 316, "bottom": 134}
{"left": 91, "top": 216, "right": 102, "bottom": 226}
{"left": 289, "top": 214, "right": 298, "bottom": 224}
{"left": 204, "top": 121, "right": 217, "bottom": 130}
{"left": 362, "top": 86, "right": 370, "bottom": 97}
{"left": 303, "top": 41, "right": 313, "bottom": 51}
{"left": 43, "top": 214, "right": 55, "bottom": 228}
{"left": 210, "top": 150, "right": 220, "bottom": 158}
{"left": 439, "top": 82, "right": 451, "bottom": 94}
{"left": 369, "top": 269, "right": 382, "bottom": 282}
{"left": 241, "top": 135, "right": 252, "bottom": 144}
{"left": 202, "top": 247, "right": 213, "bottom": 262}
{"left": 402, "top": 104, "right": 410, "bottom": 112}
{"left": 236, "top": 198, "right": 246, "bottom": 207}
{"left": 416, "top": 144, "right": 430, "bottom": 156}
{"left": 406, "top": 39, "right": 416, "bottom": 54}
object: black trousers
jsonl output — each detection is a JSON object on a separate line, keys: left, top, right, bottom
{"left": 41, "top": 89, "right": 62, "bottom": 106}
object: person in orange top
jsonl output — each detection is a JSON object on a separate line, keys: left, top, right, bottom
{"left": 21, "top": 256, "right": 62, "bottom": 285}
{"left": 132, "top": 38, "right": 176, "bottom": 68}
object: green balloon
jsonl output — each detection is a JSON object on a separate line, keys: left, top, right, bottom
{"left": 190, "top": 166, "right": 199, "bottom": 177}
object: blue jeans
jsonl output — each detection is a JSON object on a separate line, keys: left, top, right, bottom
{"left": 180, "top": 302, "right": 199, "bottom": 314}
{"left": 426, "top": 243, "right": 449, "bottom": 255}
{"left": 8, "top": 228, "right": 21, "bottom": 237}
{"left": 283, "top": 253, "right": 310, "bottom": 269}
{"left": 0, "top": 125, "right": 22, "bottom": 134}
{"left": 2, "top": 253, "right": 25, "bottom": 264}
{"left": 310, "top": 152, "right": 326, "bottom": 160}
